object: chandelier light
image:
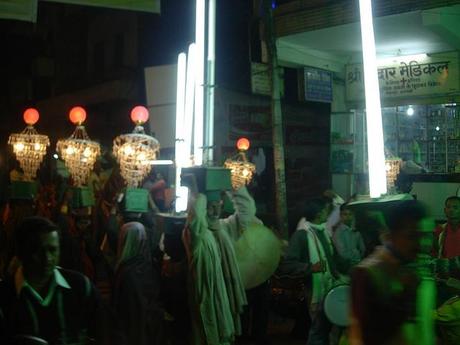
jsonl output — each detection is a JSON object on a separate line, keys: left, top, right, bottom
{"left": 8, "top": 108, "right": 50, "bottom": 181}
{"left": 224, "top": 137, "right": 256, "bottom": 190}
{"left": 56, "top": 106, "right": 100, "bottom": 187}
{"left": 385, "top": 158, "right": 402, "bottom": 193}
{"left": 113, "top": 106, "right": 160, "bottom": 188}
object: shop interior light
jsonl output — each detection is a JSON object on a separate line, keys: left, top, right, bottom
{"left": 407, "top": 106, "right": 415, "bottom": 116}
{"left": 359, "top": 0, "right": 387, "bottom": 197}
{"left": 377, "top": 53, "right": 428, "bottom": 65}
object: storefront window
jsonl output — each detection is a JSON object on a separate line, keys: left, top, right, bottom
{"left": 380, "top": 104, "right": 460, "bottom": 173}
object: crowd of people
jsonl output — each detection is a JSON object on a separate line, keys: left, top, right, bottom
{"left": 0, "top": 154, "right": 459, "bottom": 345}
{"left": 279, "top": 193, "right": 460, "bottom": 345}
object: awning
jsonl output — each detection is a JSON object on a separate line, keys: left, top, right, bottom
{"left": 0, "top": 0, "right": 160, "bottom": 22}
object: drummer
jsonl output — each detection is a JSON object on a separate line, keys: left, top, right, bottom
{"left": 350, "top": 201, "right": 426, "bottom": 345}
{"left": 285, "top": 197, "right": 344, "bottom": 345}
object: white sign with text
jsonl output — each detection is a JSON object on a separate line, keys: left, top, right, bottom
{"left": 346, "top": 51, "right": 460, "bottom": 102}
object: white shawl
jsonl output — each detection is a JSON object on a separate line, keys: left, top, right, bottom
{"left": 296, "top": 217, "right": 335, "bottom": 304}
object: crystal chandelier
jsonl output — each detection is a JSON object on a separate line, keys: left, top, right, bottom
{"left": 113, "top": 106, "right": 160, "bottom": 188}
{"left": 385, "top": 158, "right": 402, "bottom": 193}
{"left": 8, "top": 108, "right": 50, "bottom": 181}
{"left": 56, "top": 106, "right": 100, "bottom": 187}
{"left": 224, "top": 137, "right": 256, "bottom": 190}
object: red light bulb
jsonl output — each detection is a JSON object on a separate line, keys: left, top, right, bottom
{"left": 23, "top": 108, "right": 40, "bottom": 125}
{"left": 69, "top": 106, "right": 87, "bottom": 125}
{"left": 130, "top": 106, "right": 149, "bottom": 124}
{"left": 236, "top": 137, "right": 250, "bottom": 151}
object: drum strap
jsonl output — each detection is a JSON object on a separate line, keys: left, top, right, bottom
{"left": 313, "top": 228, "right": 339, "bottom": 279}
{"left": 438, "top": 223, "right": 447, "bottom": 259}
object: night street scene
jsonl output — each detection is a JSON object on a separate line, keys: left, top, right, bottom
{"left": 1, "top": 0, "right": 460, "bottom": 344}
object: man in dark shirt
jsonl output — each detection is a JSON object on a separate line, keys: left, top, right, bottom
{"left": 350, "top": 201, "right": 425, "bottom": 345}
{"left": 0, "top": 216, "right": 114, "bottom": 345}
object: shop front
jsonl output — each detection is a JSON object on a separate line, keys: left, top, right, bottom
{"left": 334, "top": 51, "right": 460, "bottom": 219}
{"left": 273, "top": 2, "right": 460, "bottom": 219}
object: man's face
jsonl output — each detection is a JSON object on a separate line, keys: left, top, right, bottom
{"left": 206, "top": 201, "right": 223, "bottom": 223}
{"left": 340, "top": 209, "right": 354, "bottom": 227}
{"left": 445, "top": 199, "right": 460, "bottom": 224}
{"left": 395, "top": 220, "right": 423, "bottom": 262}
{"left": 24, "top": 231, "right": 60, "bottom": 280}
{"left": 317, "top": 205, "right": 330, "bottom": 224}
{"left": 76, "top": 215, "right": 92, "bottom": 232}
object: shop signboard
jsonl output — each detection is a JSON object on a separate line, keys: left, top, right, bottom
{"left": 228, "top": 104, "right": 272, "bottom": 144}
{"left": 346, "top": 51, "right": 460, "bottom": 102}
{"left": 304, "top": 67, "right": 333, "bottom": 103}
{"left": 43, "top": 0, "right": 160, "bottom": 13}
{"left": 0, "top": 0, "right": 36, "bottom": 22}
{"left": 251, "top": 62, "right": 285, "bottom": 97}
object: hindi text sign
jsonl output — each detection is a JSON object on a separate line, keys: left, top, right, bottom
{"left": 346, "top": 52, "right": 459, "bottom": 102}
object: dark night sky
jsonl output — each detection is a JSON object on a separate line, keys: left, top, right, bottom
{"left": 143, "top": 0, "right": 252, "bottom": 91}
{"left": 0, "top": 0, "right": 252, "bottom": 145}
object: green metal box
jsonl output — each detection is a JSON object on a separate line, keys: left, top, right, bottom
{"left": 10, "top": 181, "right": 38, "bottom": 200}
{"left": 124, "top": 188, "right": 149, "bottom": 213}
{"left": 181, "top": 167, "right": 232, "bottom": 193}
{"left": 71, "top": 186, "right": 95, "bottom": 208}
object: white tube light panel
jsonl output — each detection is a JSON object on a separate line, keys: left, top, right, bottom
{"left": 184, "top": 43, "right": 196, "bottom": 168}
{"left": 205, "top": 0, "right": 216, "bottom": 164}
{"left": 194, "top": 0, "right": 205, "bottom": 166}
{"left": 175, "top": 52, "right": 188, "bottom": 213}
{"left": 359, "top": 0, "right": 387, "bottom": 198}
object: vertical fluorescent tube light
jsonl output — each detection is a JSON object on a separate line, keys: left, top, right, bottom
{"left": 184, "top": 43, "right": 196, "bottom": 167}
{"left": 205, "top": 0, "right": 216, "bottom": 164}
{"left": 194, "top": 0, "right": 205, "bottom": 165}
{"left": 175, "top": 52, "right": 188, "bottom": 212}
{"left": 358, "top": 0, "right": 387, "bottom": 197}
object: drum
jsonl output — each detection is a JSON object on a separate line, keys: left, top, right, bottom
{"left": 324, "top": 284, "right": 351, "bottom": 327}
{"left": 235, "top": 223, "right": 281, "bottom": 289}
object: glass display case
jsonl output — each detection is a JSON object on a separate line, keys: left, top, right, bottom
{"left": 381, "top": 104, "right": 459, "bottom": 173}
{"left": 330, "top": 104, "right": 460, "bottom": 196}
